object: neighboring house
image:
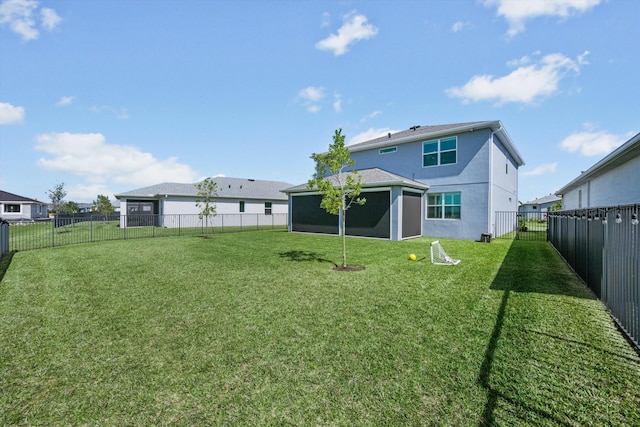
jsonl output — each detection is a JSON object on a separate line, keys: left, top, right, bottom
{"left": 519, "top": 194, "right": 561, "bottom": 215}
{"left": 557, "top": 132, "right": 640, "bottom": 210}
{"left": 284, "top": 121, "right": 525, "bottom": 241}
{"left": 0, "top": 190, "right": 49, "bottom": 221}
{"left": 115, "top": 177, "right": 292, "bottom": 228}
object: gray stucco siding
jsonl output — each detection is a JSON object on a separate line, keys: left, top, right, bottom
{"left": 424, "top": 183, "right": 489, "bottom": 240}
{"left": 348, "top": 129, "right": 492, "bottom": 184}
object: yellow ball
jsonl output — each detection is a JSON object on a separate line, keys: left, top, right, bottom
{"left": 409, "top": 254, "right": 417, "bottom": 261}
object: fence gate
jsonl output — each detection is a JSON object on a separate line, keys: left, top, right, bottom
{"left": 495, "top": 211, "right": 548, "bottom": 241}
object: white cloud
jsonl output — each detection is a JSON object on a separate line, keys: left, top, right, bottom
{"left": 522, "top": 162, "right": 557, "bottom": 176}
{"left": 297, "top": 86, "right": 325, "bottom": 113}
{"left": 67, "top": 183, "right": 115, "bottom": 203}
{"left": 560, "top": 130, "right": 631, "bottom": 157}
{"left": 90, "top": 105, "right": 130, "bottom": 120}
{"left": 483, "top": 0, "right": 601, "bottom": 37}
{"left": 316, "top": 11, "right": 378, "bottom": 56}
{"left": 34, "top": 132, "right": 200, "bottom": 187}
{"left": 321, "top": 11, "right": 330, "bottom": 28}
{"left": 360, "top": 111, "right": 382, "bottom": 123}
{"left": 39, "top": 7, "right": 60, "bottom": 30}
{"left": 348, "top": 128, "right": 401, "bottom": 145}
{"left": 451, "top": 20, "right": 470, "bottom": 32}
{"left": 333, "top": 93, "right": 342, "bottom": 113}
{"left": 55, "top": 96, "right": 74, "bottom": 107}
{"left": 446, "top": 51, "right": 587, "bottom": 105}
{"left": 0, "top": 101, "right": 25, "bottom": 124}
{"left": 0, "top": 0, "right": 61, "bottom": 41}
{"left": 298, "top": 86, "right": 324, "bottom": 102}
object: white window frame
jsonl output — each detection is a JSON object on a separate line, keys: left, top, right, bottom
{"left": 3, "top": 204, "right": 21, "bottom": 213}
{"left": 422, "top": 136, "right": 457, "bottom": 167}
{"left": 426, "top": 192, "right": 461, "bottom": 220}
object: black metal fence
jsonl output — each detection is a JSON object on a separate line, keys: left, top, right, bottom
{"left": 7, "top": 213, "right": 288, "bottom": 252}
{"left": 495, "top": 211, "right": 549, "bottom": 241}
{"left": 548, "top": 205, "right": 639, "bottom": 350}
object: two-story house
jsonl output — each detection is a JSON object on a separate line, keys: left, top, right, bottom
{"left": 284, "top": 121, "right": 525, "bottom": 241}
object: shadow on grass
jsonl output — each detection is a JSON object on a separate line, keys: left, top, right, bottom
{"left": 279, "top": 250, "right": 338, "bottom": 267}
{"left": 0, "top": 251, "right": 16, "bottom": 283}
{"left": 478, "top": 240, "right": 598, "bottom": 426}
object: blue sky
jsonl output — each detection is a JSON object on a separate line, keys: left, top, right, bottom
{"left": 1, "top": 0, "right": 638, "bottom": 204}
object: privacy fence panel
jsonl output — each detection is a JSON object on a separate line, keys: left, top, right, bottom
{"left": 548, "top": 205, "right": 639, "bottom": 350}
{"left": 7, "top": 213, "right": 288, "bottom": 252}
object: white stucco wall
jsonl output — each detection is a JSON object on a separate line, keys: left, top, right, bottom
{"left": 562, "top": 155, "right": 640, "bottom": 209}
{"left": 160, "top": 197, "right": 287, "bottom": 215}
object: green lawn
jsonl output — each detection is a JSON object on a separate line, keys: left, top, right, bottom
{"left": 1, "top": 231, "right": 639, "bottom": 425}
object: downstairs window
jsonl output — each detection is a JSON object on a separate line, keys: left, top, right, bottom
{"left": 427, "top": 192, "right": 461, "bottom": 219}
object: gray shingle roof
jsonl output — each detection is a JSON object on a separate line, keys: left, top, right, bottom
{"left": 115, "top": 177, "right": 293, "bottom": 201}
{"left": 0, "top": 190, "right": 44, "bottom": 203}
{"left": 282, "top": 168, "right": 429, "bottom": 193}
{"left": 522, "top": 194, "right": 561, "bottom": 206}
{"left": 348, "top": 121, "right": 489, "bottom": 151}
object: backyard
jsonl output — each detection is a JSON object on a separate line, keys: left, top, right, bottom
{"left": 1, "top": 231, "right": 639, "bottom": 425}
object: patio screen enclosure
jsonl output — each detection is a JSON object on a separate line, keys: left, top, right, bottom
{"left": 291, "top": 191, "right": 391, "bottom": 239}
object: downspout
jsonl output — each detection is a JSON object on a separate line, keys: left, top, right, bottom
{"left": 488, "top": 125, "right": 503, "bottom": 236}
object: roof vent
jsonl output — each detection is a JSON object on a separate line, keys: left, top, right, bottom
{"left": 248, "top": 179, "right": 255, "bottom": 181}
{"left": 388, "top": 132, "right": 391, "bottom": 138}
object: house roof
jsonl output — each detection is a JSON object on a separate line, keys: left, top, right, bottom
{"left": 522, "top": 194, "right": 561, "bottom": 206}
{"left": 282, "top": 168, "right": 429, "bottom": 194}
{"left": 347, "top": 120, "right": 525, "bottom": 167}
{"left": 115, "top": 177, "right": 293, "bottom": 201}
{"left": 556, "top": 132, "right": 640, "bottom": 195}
{"left": 0, "top": 190, "right": 45, "bottom": 204}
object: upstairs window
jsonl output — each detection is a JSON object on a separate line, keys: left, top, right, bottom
{"left": 379, "top": 146, "right": 397, "bottom": 154}
{"left": 423, "top": 136, "right": 457, "bottom": 167}
{"left": 426, "top": 192, "right": 461, "bottom": 219}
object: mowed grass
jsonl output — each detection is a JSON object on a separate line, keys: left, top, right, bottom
{"left": 1, "top": 231, "right": 639, "bottom": 425}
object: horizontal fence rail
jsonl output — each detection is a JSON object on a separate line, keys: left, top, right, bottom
{"left": 495, "top": 211, "right": 549, "bottom": 241}
{"left": 548, "top": 205, "right": 639, "bottom": 351}
{"left": 5, "top": 213, "right": 288, "bottom": 252}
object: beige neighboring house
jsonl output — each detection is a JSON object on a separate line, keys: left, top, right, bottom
{"left": 0, "top": 190, "right": 49, "bottom": 221}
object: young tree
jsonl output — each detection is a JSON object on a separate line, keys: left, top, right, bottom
{"left": 195, "top": 177, "right": 218, "bottom": 228}
{"left": 93, "top": 194, "right": 115, "bottom": 214}
{"left": 308, "top": 128, "right": 366, "bottom": 268}
{"left": 93, "top": 194, "right": 115, "bottom": 222}
{"left": 47, "top": 182, "right": 67, "bottom": 217}
{"left": 62, "top": 201, "right": 79, "bottom": 215}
